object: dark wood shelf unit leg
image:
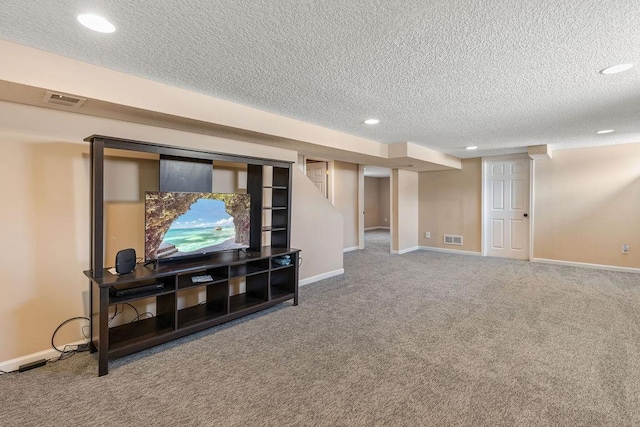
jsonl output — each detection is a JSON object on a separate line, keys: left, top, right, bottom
{"left": 98, "top": 287, "right": 110, "bottom": 376}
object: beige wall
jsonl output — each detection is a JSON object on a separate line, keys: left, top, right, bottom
{"left": 104, "top": 154, "right": 160, "bottom": 263}
{"left": 364, "top": 177, "right": 380, "bottom": 228}
{"left": 364, "top": 177, "right": 391, "bottom": 229}
{"left": 391, "top": 169, "right": 419, "bottom": 253}
{"left": 333, "top": 161, "right": 359, "bottom": 249}
{"left": 0, "top": 100, "right": 343, "bottom": 363}
{"left": 418, "top": 158, "right": 482, "bottom": 252}
{"left": 0, "top": 134, "right": 90, "bottom": 362}
{"left": 533, "top": 144, "right": 640, "bottom": 267}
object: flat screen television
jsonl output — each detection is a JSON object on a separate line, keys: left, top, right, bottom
{"left": 144, "top": 191, "right": 251, "bottom": 262}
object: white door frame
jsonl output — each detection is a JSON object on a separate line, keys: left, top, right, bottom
{"left": 481, "top": 154, "right": 534, "bottom": 259}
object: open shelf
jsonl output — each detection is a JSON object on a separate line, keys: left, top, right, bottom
{"left": 229, "top": 294, "right": 267, "bottom": 312}
{"left": 230, "top": 260, "right": 269, "bottom": 277}
{"left": 271, "top": 285, "right": 294, "bottom": 300}
{"left": 177, "top": 267, "right": 228, "bottom": 290}
{"left": 109, "top": 286, "right": 174, "bottom": 305}
{"left": 271, "top": 262, "right": 294, "bottom": 271}
{"left": 108, "top": 316, "right": 174, "bottom": 352}
{"left": 178, "top": 302, "right": 227, "bottom": 329}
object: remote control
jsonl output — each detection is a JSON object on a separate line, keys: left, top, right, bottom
{"left": 191, "top": 274, "right": 213, "bottom": 283}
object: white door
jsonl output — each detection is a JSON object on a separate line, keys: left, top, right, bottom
{"left": 484, "top": 155, "right": 530, "bottom": 260}
{"left": 306, "top": 161, "right": 327, "bottom": 198}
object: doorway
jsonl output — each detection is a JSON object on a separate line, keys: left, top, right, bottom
{"left": 483, "top": 155, "right": 531, "bottom": 260}
{"left": 362, "top": 166, "right": 391, "bottom": 251}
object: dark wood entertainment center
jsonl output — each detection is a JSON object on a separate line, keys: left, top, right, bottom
{"left": 83, "top": 135, "right": 299, "bottom": 376}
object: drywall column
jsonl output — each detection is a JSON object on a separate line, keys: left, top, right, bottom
{"left": 332, "top": 161, "right": 359, "bottom": 251}
{"left": 391, "top": 169, "right": 419, "bottom": 254}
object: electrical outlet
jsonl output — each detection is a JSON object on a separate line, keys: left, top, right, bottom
{"left": 622, "top": 244, "right": 630, "bottom": 254}
{"left": 425, "top": 232, "right": 431, "bottom": 238}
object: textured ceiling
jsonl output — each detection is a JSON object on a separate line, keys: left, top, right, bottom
{"left": 1, "top": 0, "right": 639, "bottom": 158}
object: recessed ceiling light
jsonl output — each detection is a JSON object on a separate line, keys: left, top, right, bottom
{"left": 364, "top": 119, "right": 379, "bottom": 125}
{"left": 466, "top": 146, "right": 478, "bottom": 150}
{"left": 77, "top": 14, "right": 116, "bottom": 33}
{"left": 596, "top": 129, "right": 615, "bottom": 134}
{"left": 599, "top": 64, "right": 634, "bottom": 75}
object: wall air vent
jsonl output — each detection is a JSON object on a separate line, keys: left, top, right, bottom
{"left": 444, "top": 234, "right": 463, "bottom": 246}
{"left": 42, "top": 91, "right": 87, "bottom": 109}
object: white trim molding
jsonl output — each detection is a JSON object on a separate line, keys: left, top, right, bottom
{"left": 419, "top": 246, "right": 482, "bottom": 256}
{"left": 532, "top": 258, "right": 640, "bottom": 274}
{"left": 0, "top": 340, "right": 86, "bottom": 374}
{"left": 391, "top": 246, "right": 421, "bottom": 255}
{"left": 343, "top": 246, "right": 359, "bottom": 253}
{"left": 299, "top": 269, "right": 345, "bottom": 286}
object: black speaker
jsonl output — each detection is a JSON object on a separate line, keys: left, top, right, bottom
{"left": 115, "top": 248, "right": 136, "bottom": 274}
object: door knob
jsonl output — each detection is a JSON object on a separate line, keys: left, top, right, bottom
{"left": 523, "top": 213, "right": 528, "bottom": 217}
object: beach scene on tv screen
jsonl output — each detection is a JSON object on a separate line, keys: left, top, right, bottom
{"left": 145, "top": 192, "right": 250, "bottom": 260}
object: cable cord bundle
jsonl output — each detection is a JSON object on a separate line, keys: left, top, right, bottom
{"left": 50, "top": 316, "right": 90, "bottom": 363}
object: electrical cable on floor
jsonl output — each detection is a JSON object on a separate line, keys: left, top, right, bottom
{"left": 48, "top": 316, "right": 91, "bottom": 365}
{"left": 47, "top": 306, "right": 154, "bottom": 367}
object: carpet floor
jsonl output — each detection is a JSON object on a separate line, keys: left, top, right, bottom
{"left": 2, "top": 230, "right": 640, "bottom": 426}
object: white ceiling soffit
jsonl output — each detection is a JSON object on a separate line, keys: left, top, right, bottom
{"left": 0, "top": 0, "right": 639, "bottom": 159}
{"left": 364, "top": 166, "right": 391, "bottom": 178}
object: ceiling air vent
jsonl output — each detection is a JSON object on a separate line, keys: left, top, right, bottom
{"left": 42, "top": 91, "right": 87, "bottom": 109}
{"left": 444, "top": 234, "right": 463, "bottom": 246}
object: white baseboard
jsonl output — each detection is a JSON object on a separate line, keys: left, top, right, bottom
{"left": 391, "top": 246, "right": 421, "bottom": 255}
{"left": 0, "top": 339, "right": 87, "bottom": 374}
{"left": 343, "top": 246, "right": 359, "bottom": 253}
{"left": 531, "top": 258, "right": 640, "bottom": 274}
{"left": 364, "top": 226, "right": 390, "bottom": 231}
{"left": 419, "top": 246, "right": 482, "bottom": 256}
{"left": 299, "top": 269, "right": 345, "bottom": 286}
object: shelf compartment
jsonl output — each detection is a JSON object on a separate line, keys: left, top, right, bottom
{"left": 229, "top": 294, "right": 267, "bottom": 312}
{"left": 177, "top": 302, "right": 227, "bottom": 329}
{"left": 270, "top": 267, "right": 295, "bottom": 300}
{"left": 271, "top": 189, "right": 289, "bottom": 208}
{"left": 109, "top": 316, "right": 174, "bottom": 351}
{"left": 230, "top": 259, "right": 269, "bottom": 277}
{"left": 271, "top": 210, "right": 289, "bottom": 228}
{"left": 270, "top": 286, "right": 294, "bottom": 300}
{"left": 262, "top": 206, "right": 287, "bottom": 210}
{"left": 270, "top": 230, "right": 289, "bottom": 247}
{"left": 177, "top": 266, "right": 229, "bottom": 289}
{"left": 271, "top": 261, "right": 294, "bottom": 271}
{"left": 109, "top": 279, "right": 175, "bottom": 304}
{"left": 272, "top": 166, "right": 290, "bottom": 187}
